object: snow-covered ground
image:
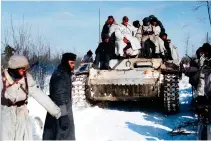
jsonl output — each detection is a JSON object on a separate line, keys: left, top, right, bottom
{"left": 28, "top": 74, "right": 197, "bottom": 140}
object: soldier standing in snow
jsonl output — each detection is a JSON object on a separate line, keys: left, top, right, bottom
{"left": 1, "top": 55, "right": 62, "bottom": 140}
{"left": 81, "top": 50, "right": 93, "bottom": 63}
{"left": 43, "top": 53, "right": 76, "bottom": 140}
{"left": 182, "top": 43, "right": 211, "bottom": 114}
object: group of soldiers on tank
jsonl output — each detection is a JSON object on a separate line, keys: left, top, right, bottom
{"left": 81, "top": 15, "right": 179, "bottom": 70}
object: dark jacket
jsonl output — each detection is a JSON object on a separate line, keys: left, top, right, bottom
{"left": 101, "top": 23, "right": 111, "bottom": 41}
{"left": 163, "top": 40, "right": 173, "bottom": 60}
{"left": 95, "top": 41, "right": 115, "bottom": 58}
{"left": 158, "top": 20, "right": 165, "bottom": 35}
{"left": 183, "top": 58, "right": 200, "bottom": 89}
{"left": 43, "top": 65, "right": 75, "bottom": 140}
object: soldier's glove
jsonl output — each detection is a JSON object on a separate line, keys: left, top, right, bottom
{"left": 59, "top": 115, "right": 70, "bottom": 131}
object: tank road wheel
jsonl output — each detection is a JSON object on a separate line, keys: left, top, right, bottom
{"left": 162, "top": 73, "right": 180, "bottom": 114}
{"left": 72, "top": 74, "right": 90, "bottom": 109}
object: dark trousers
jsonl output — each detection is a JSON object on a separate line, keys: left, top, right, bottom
{"left": 143, "top": 39, "right": 156, "bottom": 58}
{"left": 94, "top": 52, "right": 110, "bottom": 70}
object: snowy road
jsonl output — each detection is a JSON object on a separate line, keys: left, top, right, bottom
{"left": 73, "top": 89, "right": 197, "bottom": 141}
{"left": 28, "top": 75, "right": 198, "bottom": 140}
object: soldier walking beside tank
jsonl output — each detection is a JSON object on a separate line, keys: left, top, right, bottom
{"left": 43, "top": 52, "right": 76, "bottom": 140}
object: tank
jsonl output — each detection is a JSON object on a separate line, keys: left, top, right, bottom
{"left": 72, "top": 58, "right": 181, "bottom": 114}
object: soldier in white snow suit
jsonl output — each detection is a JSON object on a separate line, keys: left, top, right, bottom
{"left": 43, "top": 53, "right": 76, "bottom": 140}
{"left": 115, "top": 16, "right": 141, "bottom": 57}
{"left": 150, "top": 17, "right": 166, "bottom": 57}
{"left": 108, "top": 20, "right": 119, "bottom": 57}
{"left": 136, "top": 17, "right": 166, "bottom": 58}
{"left": 135, "top": 17, "right": 156, "bottom": 58}
{"left": 133, "top": 20, "right": 142, "bottom": 42}
{"left": 1, "top": 55, "right": 62, "bottom": 140}
{"left": 149, "top": 15, "right": 165, "bottom": 37}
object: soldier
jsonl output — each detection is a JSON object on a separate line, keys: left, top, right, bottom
{"left": 93, "top": 38, "right": 113, "bottom": 69}
{"left": 182, "top": 43, "right": 211, "bottom": 114}
{"left": 101, "top": 16, "right": 115, "bottom": 41}
{"left": 81, "top": 50, "right": 93, "bottom": 63}
{"left": 1, "top": 55, "right": 61, "bottom": 140}
{"left": 160, "top": 33, "right": 180, "bottom": 65}
{"left": 149, "top": 15, "right": 165, "bottom": 37}
{"left": 43, "top": 53, "right": 76, "bottom": 140}
{"left": 115, "top": 16, "right": 141, "bottom": 57}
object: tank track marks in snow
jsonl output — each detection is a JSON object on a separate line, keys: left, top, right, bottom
{"left": 72, "top": 74, "right": 90, "bottom": 109}
{"left": 162, "top": 73, "right": 180, "bottom": 114}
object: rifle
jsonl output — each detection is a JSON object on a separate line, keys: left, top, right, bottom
{"left": 26, "top": 61, "right": 39, "bottom": 72}
{"left": 185, "top": 54, "right": 199, "bottom": 68}
{"left": 18, "top": 61, "right": 40, "bottom": 99}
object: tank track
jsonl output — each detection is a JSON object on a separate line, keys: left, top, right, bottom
{"left": 72, "top": 74, "right": 90, "bottom": 109}
{"left": 72, "top": 73, "right": 110, "bottom": 109}
{"left": 162, "top": 73, "right": 180, "bottom": 114}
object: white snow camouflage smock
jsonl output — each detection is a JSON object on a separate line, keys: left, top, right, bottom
{"left": 1, "top": 70, "right": 61, "bottom": 140}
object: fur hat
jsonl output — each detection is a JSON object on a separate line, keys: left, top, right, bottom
{"left": 123, "top": 16, "right": 129, "bottom": 22}
{"left": 149, "top": 15, "right": 156, "bottom": 19}
{"left": 161, "top": 32, "right": 168, "bottom": 37}
{"left": 87, "top": 50, "right": 93, "bottom": 55}
{"left": 202, "top": 43, "right": 211, "bottom": 49}
{"left": 61, "top": 52, "right": 77, "bottom": 64}
{"left": 150, "top": 17, "right": 158, "bottom": 22}
{"left": 108, "top": 15, "right": 114, "bottom": 19}
{"left": 8, "top": 55, "right": 29, "bottom": 69}
{"left": 133, "top": 20, "right": 140, "bottom": 28}
{"left": 142, "top": 17, "right": 150, "bottom": 24}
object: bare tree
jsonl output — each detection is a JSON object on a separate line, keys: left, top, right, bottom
{"left": 2, "top": 15, "right": 83, "bottom": 89}
{"left": 193, "top": 1, "right": 211, "bottom": 27}
{"left": 191, "top": 44, "right": 195, "bottom": 57}
{"left": 75, "top": 56, "right": 82, "bottom": 69}
{"left": 1, "top": 16, "right": 52, "bottom": 90}
{"left": 185, "top": 33, "right": 190, "bottom": 55}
